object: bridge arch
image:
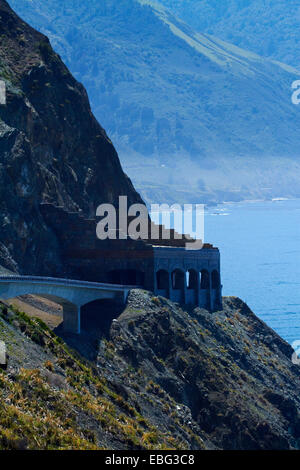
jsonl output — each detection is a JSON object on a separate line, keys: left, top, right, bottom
{"left": 172, "top": 269, "right": 185, "bottom": 290}
{"left": 187, "top": 269, "right": 198, "bottom": 289}
{"left": 171, "top": 268, "right": 185, "bottom": 303}
{"left": 186, "top": 269, "right": 198, "bottom": 305}
{"left": 0, "top": 276, "right": 132, "bottom": 334}
{"left": 199, "top": 269, "right": 210, "bottom": 310}
{"left": 200, "top": 269, "right": 210, "bottom": 290}
{"left": 156, "top": 269, "right": 169, "bottom": 297}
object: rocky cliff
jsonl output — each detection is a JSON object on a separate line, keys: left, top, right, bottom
{"left": 1, "top": 293, "right": 300, "bottom": 450}
{"left": 0, "top": 0, "right": 143, "bottom": 275}
{"left": 9, "top": 0, "right": 300, "bottom": 204}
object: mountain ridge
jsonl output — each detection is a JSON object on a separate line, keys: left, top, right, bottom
{"left": 9, "top": 0, "right": 300, "bottom": 204}
{"left": 159, "top": 0, "right": 300, "bottom": 69}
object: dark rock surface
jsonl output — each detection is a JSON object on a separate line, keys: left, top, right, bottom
{"left": 9, "top": 0, "right": 300, "bottom": 204}
{"left": 2, "top": 291, "right": 300, "bottom": 449}
{"left": 92, "top": 292, "right": 300, "bottom": 450}
{"left": 0, "top": 0, "right": 143, "bottom": 275}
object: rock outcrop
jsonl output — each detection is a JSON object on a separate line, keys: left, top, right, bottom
{"left": 0, "top": 0, "right": 143, "bottom": 275}
{"left": 9, "top": 0, "right": 300, "bottom": 204}
{"left": 2, "top": 293, "right": 300, "bottom": 450}
{"left": 91, "top": 293, "right": 300, "bottom": 450}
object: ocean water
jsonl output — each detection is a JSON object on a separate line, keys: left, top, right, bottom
{"left": 204, "top": 199, "right": 300, "bottom": 345}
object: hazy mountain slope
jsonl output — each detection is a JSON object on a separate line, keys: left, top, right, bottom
{"left": 0, "top": 0, "right": 142, "bottom": 274}
{"left": 159, "top": 0, "right": 300, "bottom": 68}
{"left": 10, "top": 0, "right": 300, "bottom": 204}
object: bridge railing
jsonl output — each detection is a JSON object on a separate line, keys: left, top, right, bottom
{"left": 0, "top": 275, "right": 138, "bottom": 291}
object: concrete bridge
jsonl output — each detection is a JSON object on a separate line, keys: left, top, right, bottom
{"left": 0, "top": 275, "right": 134, "bottom": 334}
{"left": 153, "top": 246, "right": 222, "bottom": 312}
{"left": 0, "top": 247, "right": 223, "bottom": 335}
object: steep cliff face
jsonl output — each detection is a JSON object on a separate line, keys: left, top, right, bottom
{"left": 2, "top": 293, "right": 300, "bottom": 450}
{"left": 0, "top": 0, "right": 143, "bottom": 275}
{"left": 9, "top": 0, "right": 300, "bottom": 204}
{"left": 86, "top": 292, "right": 300, "bottom": 450}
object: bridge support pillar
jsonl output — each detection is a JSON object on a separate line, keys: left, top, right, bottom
{"left": 197, "top": 271, "right": 201, "bottom": 308}
{"left": 183, "top": 275, "right": 187, "bottom": 305}
{"left": 63, "top": 304, "right": 81, "bottom": 334}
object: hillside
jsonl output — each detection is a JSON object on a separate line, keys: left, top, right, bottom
{"left": 160, "top": 0, "right": 300, "bottom": 68}
{"left": 0, "top": 298, "right": 187, "bottom": 450}
{"left": 1, "top": 292, "right": 300, "bottom": 450}
{"left": 0, "top": 0, "right": 142, "bottom": 274}
{"left": 9, "top": 0, "right": 300, "bottom": 204}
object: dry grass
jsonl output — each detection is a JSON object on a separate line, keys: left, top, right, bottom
{"left": 9, "top": 297, "right": 62, "bottom": 330}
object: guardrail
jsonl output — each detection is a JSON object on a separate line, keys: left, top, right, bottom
{"left": 0, "top": 275, "right": 138, "bottom": 291}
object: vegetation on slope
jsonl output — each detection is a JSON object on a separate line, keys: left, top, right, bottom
{"left": 160, "top": 0, "right": 300, "bottom": 68}
{"left": 1, "top": 290, "right": 300, "bottom": 450}
{"left": 0, "top": 303, "right": 182, "bottom": 450}
{"left": 9, "top": 0, "right": 300, "bottom": 204}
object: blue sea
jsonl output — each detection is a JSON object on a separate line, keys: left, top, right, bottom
{"left": 205, "top": 199, "right": 300, "bottom": 345}
{"left": 152, "top": 198, "right": 300, "bottom": 344}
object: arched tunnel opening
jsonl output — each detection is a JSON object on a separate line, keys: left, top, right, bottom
{"left": 108, "top": 269, "right": 145, "bottom": 287}
{"left": 156, "top": 269, "right": 169, "bottom": 290}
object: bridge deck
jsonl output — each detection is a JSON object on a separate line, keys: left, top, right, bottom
{"left": 0, "top": 275, "right": 138, "bottom": 291}
{"left": 0, "top": 275, "right": 139, "bottom": 334}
